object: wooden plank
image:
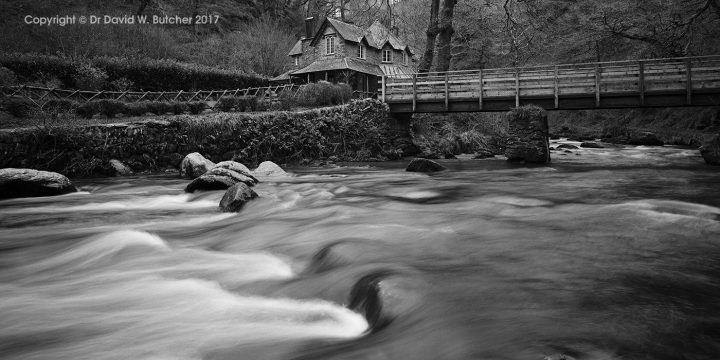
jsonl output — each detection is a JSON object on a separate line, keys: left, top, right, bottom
{"left": 639, "top": 61, "right": 645, "bottom": 105}
{"left": 381, "top": 76, "right": 386, "bottom": 102}
{"left": 444, "top": 73, "right": 450, "bottom": 111}
{"left": 686, "top": 57, "right": 693, "bottom": 105}
{"left": 478, "top": 69, "right": 484, "bottom": 110}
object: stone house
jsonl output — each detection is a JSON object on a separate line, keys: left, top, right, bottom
{"left": 271, "top": 17, "right": 415, "bottom": 96}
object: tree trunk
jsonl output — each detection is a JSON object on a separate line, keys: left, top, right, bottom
{"left": 191, "top": 0, "right": 200, "bottom": 36}
{"left": 435, "top": 0, "right": 457, "bottom": 72}
{"left": 418, "top": 0, "right": 440, "bottom": 73}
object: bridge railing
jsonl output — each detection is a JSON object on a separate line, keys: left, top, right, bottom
{"left": 381, "top": 55, "right": 720, "bottom": 111}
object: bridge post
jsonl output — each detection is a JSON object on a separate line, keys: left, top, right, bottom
{"left": 504, "top": 105, "right": 551, "bottom": 164}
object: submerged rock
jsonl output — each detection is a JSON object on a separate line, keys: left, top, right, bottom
{"left": 580, "top": 142, "right": 603, "bottom": 148}
{"left": 219, "top": 183, "right": 258, "bottom": 212}
{"left": 252, "top": 161, "right": 288, "bottom": 177}
{"left": 0, "top": 168, "right": 77, "bottom": 199}
{"left": 108, "top": 159, "right": 134, "bottom": 176}
{"left": 700, "top": 134, "right": 720, "bottom": 165}
{"left": 629, "top": 132, "right": 664, "bottom": 146}
{"left": 180, "top": 152, "right": 215, "bottom": 179}
{"left": 406, "top": 158, "right": 445, "bottom": 172}
{"left": 556, "top": 144, "right": 579, "bottom": 150}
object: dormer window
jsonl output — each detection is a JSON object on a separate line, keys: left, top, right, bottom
{"left": 357, "top": 44, "right": 366, "bottom": 60}
{"left": 325, "top": 35, "right": 336, "bottom": 55}
{"left": 294, "top": 56, "right": 299, "bottom": 66}
{"left": 382, "top": 49, "right": 392, "bottom": 63}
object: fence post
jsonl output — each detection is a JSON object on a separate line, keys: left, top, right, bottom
{"left": 595, "top": 64, "right": 601, "bottom": 107}
{"left": 554, "top": 66, "right": 559, "bottom": 109}
{"left": 412, "top": 73, "right": 417, "bottom": 112}
{"left": 381, "top": 75, "right": 386, "bottom": 102}
{"left": 478, "top": 69, "right": 484, "bottom": 110}
{"left": 515, "top": 68, "right": 520, "bottom": 107}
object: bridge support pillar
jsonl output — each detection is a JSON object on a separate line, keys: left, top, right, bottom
{"left": 504, "top": 105, "right": 551, "bottom": 163}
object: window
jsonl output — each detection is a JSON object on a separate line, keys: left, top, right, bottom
{"left": 357, "top": 44, "right": 366, "bottom": 60}
{"left": 294, "top": 56, "right": 299, "bottom": 66}
{"left": 325, "top": 36, "right": 336, "bottom": 55}
{"left": 402, "top": 52, "right": 408, "bottom": 65}
{"left": 382, "top": 49, "right": 392, "bottom": 63}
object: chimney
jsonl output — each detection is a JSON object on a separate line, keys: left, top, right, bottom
{"left": 304, "top": 17, "right": 315, "bottom": 39}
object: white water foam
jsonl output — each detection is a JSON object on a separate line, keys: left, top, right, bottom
{"left": 0, "top": 194, "right": 217, "bottom": 214}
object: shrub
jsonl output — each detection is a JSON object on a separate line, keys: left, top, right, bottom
{"left": 74, "top": 62, "right": 109, "bottom": 91}
{"left": 296, "top": 82, "right": 353, "bottom": 107}
{"left": 125, "top": 102, "right": 152, "bottom": 116}
{"left": 0, "top": 53, "right": 268, "bottom": 91}
{"left": 275, "top": 88, "right": 297, "bottom": 110}
{"left": 0, "top": 66, "right": 17, "bottom": 87}
{"left": 240, "top": 96, "right": 259, "bottom": 112}
{"left": 96, "top": 99, "right": 127, "bottom": 118}
{"left": 149, "top": 101, "right": 175, "bottom": 115}
{"left": 187, "top": 101, "right": 206, "bottom": 114}
{"left": 4, "top": 97, "right": 36, "bottom": 118}
{"left": 76, "top": 101, "right": 100, "bottom": 119}
{"left": 110, "top": 77, "right": 134, "bottom": 91}
{"left": 216, "top": 96, "right": 237, "bottom": 112}
{"left": 172, "top": 102, "right": 189, "bottom": 115}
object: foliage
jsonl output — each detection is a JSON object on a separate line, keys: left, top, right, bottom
{"left": 110, "top": 77, "right": 134, "bottom": 91}
{"left": 296, "top": 82, "right": 353, "bottom": 107}
{"left": 75, "top": 101, "right": 100, "bottom": 119}
{"left": 0, "top": 66, "right": 17, "bottom": 87}
{"left": 0, "top": 53, "right": 268, "bottom": 91}
{"left": 73, "top": 62, "right": 109, "bottom": 91}
{"left": 96, "top": 100, "right": 127, "bottom": 118}
{"left": 215, "top": 96, "right": 262, "bottom": 112}
{"left": 187, "top": 101, "right": 207, "bottom": 115}
{"left": 0, "top": 99, "right": 394, "bottom": 177}
{"left": 3, "top": 97, "right": 36, "bottom": 118}
{"left": 227, "top": 15, "right": 297, "bottom": 77}
{"left": 411, "top": 112, "right": 508, "bottom": 156}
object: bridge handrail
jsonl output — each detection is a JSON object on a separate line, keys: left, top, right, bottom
{"left": 384, "top": 55, "right": 720, "bottom": 80}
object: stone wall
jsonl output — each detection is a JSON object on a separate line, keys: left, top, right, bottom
{"left": 504, "top": 105, "right": 551, "bottom": 163}
{"left": 0, "top": 100, "right": 395, "bottom": 177}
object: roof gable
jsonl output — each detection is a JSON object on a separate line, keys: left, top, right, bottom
{"left": 366, "top": 20, "right": 411, "bottom": 53}
{"left": 288, "top": 40, "right": 302, "bottom": 56}
{"left": 310, "top": 18, "right": 366, "bottom": 46}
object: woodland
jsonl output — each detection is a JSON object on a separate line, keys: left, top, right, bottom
{"left": 1, "top": 0, "right": 720, "bottom": 78}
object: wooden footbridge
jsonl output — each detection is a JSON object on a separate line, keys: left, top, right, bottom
{"left": 380, "top": 55, "right": 720, "bottom": 113}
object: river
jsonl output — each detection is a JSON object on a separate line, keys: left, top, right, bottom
{"left": 1, "top": 142, "right": 719, "bottom": 360}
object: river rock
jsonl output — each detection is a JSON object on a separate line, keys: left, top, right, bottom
{"left": 108, "top": 159, "right": 134, "bottom": 176}
{"left": 205, "top": 167, "right": 258, "bottom": 185}
{"left": 504, "top": 106, "right": 551, "bottom": 163}
{"left": 700, "top": 134, "right": 720, "bottom": 165}
{"left": 406, "top": 158, "right": 445, "bottom": 172}
{"left": 184, "top": 174, "right": 236, "bottom": 193}
{"left": 219, "top": 183, "right": 258, "bottom": 212}
{"left": 556, "top": 144, "right": 579, "bottom": 150}
{"left": 629, "top": 132, "right": 664, "bottom": 146}
{"left": 214, "top": 161, "right": 251, "bottom": 175}
{"left": 252, "top": 161, "right": 288, "bottom": 177}
{"left": 180, "top": 152, "right": 215, "bottom": 179}
{"left": 580, "top": 142, "right": 604, "bottom": 148}
{"left": 0, "top": 168, "right": 77, "bottom": 199}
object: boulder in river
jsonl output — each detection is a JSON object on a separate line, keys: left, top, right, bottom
{"left": 205, "top": 167, "right": 258, "bottom": 186}
{"left": 580, "top": 142, "right": 604, "bottom": 148}
{"left": 185, "top": 166, "right": 258, "bottom": 193}
{"left": 0, "top": 168, "right": 77, "bottom": 199}
{"left": 219, "top": 183, "right": 258, "bottom": 212}
{"left": 252, "top": 161, "right": 288, "bottom": 177}
{"left": 214, "top": 161, "right": 251, "bottom": 175}
{"left": 700, "top": 134, "right": 720, "bottom": 165}
{"left": 180, "top": 152, "right": 215, "bottom": 179}
{"left": 629, "top": 132, "right": 664, "bottom": 146}
{"left": 108, "top": 159, "right": 134, "bottom": 176}
{"left": 406, "top": 158, "right": 445, "bottom": 172}
{"left": 556, "top": 144, "right": 579, "bottom": 150}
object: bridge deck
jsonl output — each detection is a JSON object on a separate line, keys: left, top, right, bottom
{"left": 381, "top": 55, "right": 720, "bottom": 113}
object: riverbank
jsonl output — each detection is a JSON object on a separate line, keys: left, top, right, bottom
{"left": 0, "top": 99, "right": 400, "bottom": 177}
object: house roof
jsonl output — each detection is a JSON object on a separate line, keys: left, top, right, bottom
{"left": 307, "top": 17, "right": 411, "bottom": 53}
{"left": 270, "top": 69, "right": 293, "bottom": 82}
{"left": 379, "top": 64, "right": 415, "bottom": 77}
{"left": 291, "top": 57, "right": 384, "bottom": 77}
{"left": 366, "top": 20, "right": 411, "bottom": 53}
{"left": 288, "top": 40, "right": 302, "bottom": 56}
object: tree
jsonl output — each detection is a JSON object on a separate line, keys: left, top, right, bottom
{"left": 418, "top": 0, "right": 440, "bottom": 73}
{"left": 228, "top": 15, "right": 297, "bottom": 76}
{"left": 435, "top": 0, "right": 458, "bottom": 71}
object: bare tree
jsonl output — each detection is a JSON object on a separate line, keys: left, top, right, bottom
{"left": 435, "top": 0, "right": 457, "bottom": 71}
{"left": 418, "top": 0, "right": 440, "bottom": 73}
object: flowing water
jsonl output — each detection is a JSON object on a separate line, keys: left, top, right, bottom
{"left": 1, "top": 142, "right": 720, "bottom": 360}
